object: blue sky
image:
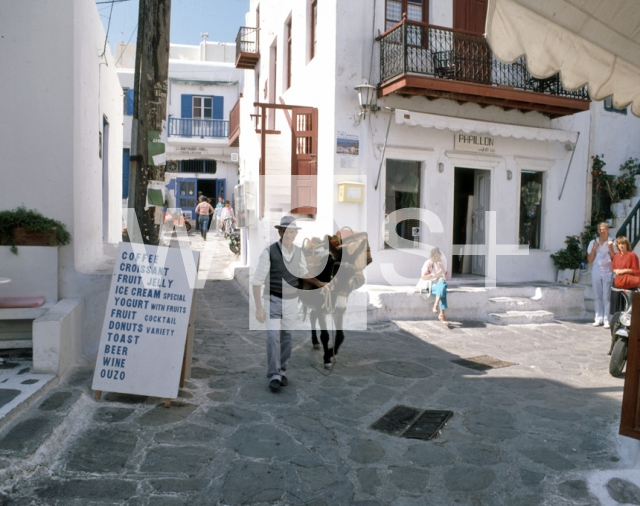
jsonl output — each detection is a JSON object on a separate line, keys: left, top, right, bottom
{"left": 96, "top": 0, "right": 250, "bottom": 51}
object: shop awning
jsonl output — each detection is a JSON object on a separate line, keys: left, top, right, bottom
{"left": 486, "top": 0, "right": 640, "bottom": 116}
{"left": 395, "top": 109, "right": 578, "bottom": 144}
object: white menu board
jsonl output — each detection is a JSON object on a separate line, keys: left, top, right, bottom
{"left": 92, "top": 243, "right": 199, "bottom": 399}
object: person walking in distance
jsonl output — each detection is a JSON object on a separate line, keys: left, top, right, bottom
{"left": 214, "top": 196, "right": 225, "bottom": 235}
{"left": 251, "top": 216, "right": 325, "bottom": 392}
{"left": 220, "top": 200, "right": 235, "bottom": 233}
{"left": 587, "top": 222, "right": 616, "bottom": 328}
{"left": 194, "top": 198, "right": 214, "bottom": 240}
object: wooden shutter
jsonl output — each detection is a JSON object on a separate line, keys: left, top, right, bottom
{"left": 290, "top": 108, "right": 318, "bottom": 214}
{"left": 620, "top": 292, "right": 640, "bottom": 440}
{"left": 181, "top": 95, "right": 193, "bottom": 118}
{"left": 453, "top": 0, "right": 487, "bottom": 33}
{"left": 213, "top": 96, "right": 224, "bottom": 120}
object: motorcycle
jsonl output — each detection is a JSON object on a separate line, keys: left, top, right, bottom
{"left": 609, "top": 287, "right": 635, "bottom": 376}
{"left": 224, "top": 218, "right": 241, "bottom": 256}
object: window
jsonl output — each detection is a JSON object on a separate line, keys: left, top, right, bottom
{"left": 123, "top": 88, "right": 134, "bottom": 116}
{"left": 193, "top": 96, "right": 212, "bottom": 119}
{"left": 519, "top": 171, "right": 544, "bottom": 249}
{"left": 385, "top": 0, "right": 427, "bottom": 30}
{"left": 178, "top": 160, "right": 217, "bottom": 174}
{"left": 310, "top": 0, "right": 318, "bottom": 60}
{"left": 604, "top": 96, "right": 627, "bottom": 115}
{"left": 286, "top": 19, "right": 292, "bottom": 90}
{"left": 180, "top": 95, "right": 224, "bottom": 120}
{"left": 384, "top": 159, "right": 421, "bottom": 248}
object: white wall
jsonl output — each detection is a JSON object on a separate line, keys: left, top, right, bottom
{"left": 590, "top": 101, "right": 640, "bottom": 176}
{"left": 236, "top": 0, "right": 600, "bottom": 286}
{"left": 0, "top": 0, "right": 124, "bottom": 359}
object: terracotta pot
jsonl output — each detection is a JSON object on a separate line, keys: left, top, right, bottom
{"left": 12, "top": 227, "right": 59, "bottom": 246}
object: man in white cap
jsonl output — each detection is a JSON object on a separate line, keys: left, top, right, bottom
{"left": 252, "top": 216, "right": 324, "bottom": 392}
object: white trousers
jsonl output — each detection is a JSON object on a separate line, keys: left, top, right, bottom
{"left": 592, "top": 271, "right": 612, "bottom": 322}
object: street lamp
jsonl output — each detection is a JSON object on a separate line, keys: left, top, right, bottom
{"left": 354, "top": 83, "right": 379, "bottom": 119}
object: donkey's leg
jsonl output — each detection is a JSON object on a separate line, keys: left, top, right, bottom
{"left": 310, "top": 309, "right": 321, "bottom": 349}
{"left": 318, "top": 311, "right": 333, "bottom": 367}
{"left": 333, "top": 309, "right": 346, "bottom": 355}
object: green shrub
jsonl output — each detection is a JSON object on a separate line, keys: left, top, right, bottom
{"left": 550, "top": 235, "right": 582, "bottom": 270}
{"left": 0, "top": 206, "right": 71, "bottom": 255}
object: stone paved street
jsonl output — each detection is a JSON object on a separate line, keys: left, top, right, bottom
{"left": 0, "top": 235, "right": 639, "bottom": 505}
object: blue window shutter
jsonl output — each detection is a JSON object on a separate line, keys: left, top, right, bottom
{"left": 181, "top": 95, "right": 193, "bottom": 118}
{"left": 213, "top": 96, "right": 224, "bottom": 120}
{"left": 126, "top": 89, "right": 135, "bottom": 115}
{"left": 122, "top": 149, "right": 130, "bottom": 199}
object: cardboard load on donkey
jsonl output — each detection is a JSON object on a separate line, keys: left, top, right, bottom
{"left": 92, "top": 243, "right": 199, "bottom": 400}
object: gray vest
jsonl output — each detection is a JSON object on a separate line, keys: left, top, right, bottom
{"left": 268, "top": 242, "right": 301, "bottom": 299}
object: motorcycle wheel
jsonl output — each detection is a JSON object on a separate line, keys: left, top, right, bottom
{"left": 230, "top": 244, "right": 240, "bottom": 255}
{"left": 609, "top": 312, "right": 622, "bottom": 355}
{"left": 610, "top": 338, "right": 628, "bottom": 377}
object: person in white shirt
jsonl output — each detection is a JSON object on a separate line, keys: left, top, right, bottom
{"left": 587, "top": 222, "right": 616, "bottom": 328}
{"left": 251, "top": 216, "right": 324, "bottom": 392}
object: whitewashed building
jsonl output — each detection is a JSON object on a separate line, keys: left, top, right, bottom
{"left": 233, "top": 0, "right": 640, "bottom": 287}
{"left": 116, "top": 41, "right": 243, "bottom": 225}
{"left": 0, "top": 0, "right": 124, "bottom": 371}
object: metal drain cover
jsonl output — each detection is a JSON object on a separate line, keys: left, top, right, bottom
{"left": 452, "top": 355, "right": 517, "bottom": 371}
{"left": 370, "top": 405, "right": 453, "bottom": 440}
{"left": 376, "top": 361, "right": 433, "bottom": 378}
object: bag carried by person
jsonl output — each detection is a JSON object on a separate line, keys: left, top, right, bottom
{"left": 416, "top": 279, "right": 432, "bottom": 298}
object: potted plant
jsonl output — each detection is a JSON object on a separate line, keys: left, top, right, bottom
{"left": 551, "top": 235, "right": 582, "bottom": 284}
{"left": 0, "top": 206, "right": 71, "bottom": 255}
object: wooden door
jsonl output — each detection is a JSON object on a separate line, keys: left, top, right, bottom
{"left": 290, "top": 107, "right": 318, "bottom": 214}
{"left": 452, "top": 0, "right": 491, "bottom": 83}
{"left": 471, "top": 170, "right": 490, "bottom": 276}
{"left": 620, "top": 293, "right": 640, "bottom": 440}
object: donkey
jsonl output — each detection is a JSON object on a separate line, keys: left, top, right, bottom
{"left": 299, "top": 233, "right": 371, "bottom": 367}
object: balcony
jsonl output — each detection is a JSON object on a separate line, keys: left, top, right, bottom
{"left": 228, "top": 97, "right": 240, "bottom": 147}
{"left": 378, "top": 20, "right": 590, "bottom": 118}
{"left": 235, "top": 27, "right": 259, "bottom": 69}
{"left": 168, "top": 118, "right": 229, "bottom": 138}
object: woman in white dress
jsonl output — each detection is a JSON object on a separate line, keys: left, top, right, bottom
{"left": 587, "top": 222, "right": 616, "bottom": 328}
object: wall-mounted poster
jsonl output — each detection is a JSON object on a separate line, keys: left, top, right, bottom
{"left": 337, "top": 132, "right": 360, "bottom": 156}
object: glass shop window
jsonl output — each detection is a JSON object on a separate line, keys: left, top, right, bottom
{"left": 385, "top": 159, "right": 421, "bottom": 248}
{"left": 519, "top": 171, "right": 544, "bottom": 249}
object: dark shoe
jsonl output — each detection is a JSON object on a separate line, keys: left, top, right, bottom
{"left": 269, "top": 379, "right": 281, "bottom": 392}
{"left": 280, "top": 376, "right": 288, "bottom": 387}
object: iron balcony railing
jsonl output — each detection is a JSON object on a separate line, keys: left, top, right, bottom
{"left": 378, "top": 20, "right": 589, "bottom": 100}
{"left": 236, "top": 27, "right": 259, "bottom": 57}
{"left": 168, "top": 117, "right": 229, "bottom": 138}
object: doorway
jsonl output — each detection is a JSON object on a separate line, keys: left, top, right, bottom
{"left": 452, "top": 167, "right": 491, "bottom": 276}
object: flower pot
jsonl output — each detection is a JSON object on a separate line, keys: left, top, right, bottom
{"left": 558, "top": 269, "right": 573, "bottom": 285}
{"left": 621, "top": 198, "right": 632, "bottom": 207}
{"left": 611, "top": 202, "right": 626, "bottom": 218}
{"left": 11, "top": 227, "right": 59, "bottom": 247}
{"left": 573, "top": 269, "right": 581, "bottom": 283}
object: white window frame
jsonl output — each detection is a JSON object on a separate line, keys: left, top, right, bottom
{"left": 193, "top": 96, "right": 213, "bottom": 119}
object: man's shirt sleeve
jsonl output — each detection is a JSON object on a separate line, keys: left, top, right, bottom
{"left": 251, "top": 249, "right": 270, "bottom": 286}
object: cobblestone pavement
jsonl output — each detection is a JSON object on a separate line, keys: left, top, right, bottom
{"left": 0, "top": 235, "right": 639, "bottom": 505}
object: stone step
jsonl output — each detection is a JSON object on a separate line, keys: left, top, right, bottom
{"left": 489, "top": 310, "right": 555, "bottom": 325}
{"left": 488, "top": 296, "right": 537, "bottom": 309}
